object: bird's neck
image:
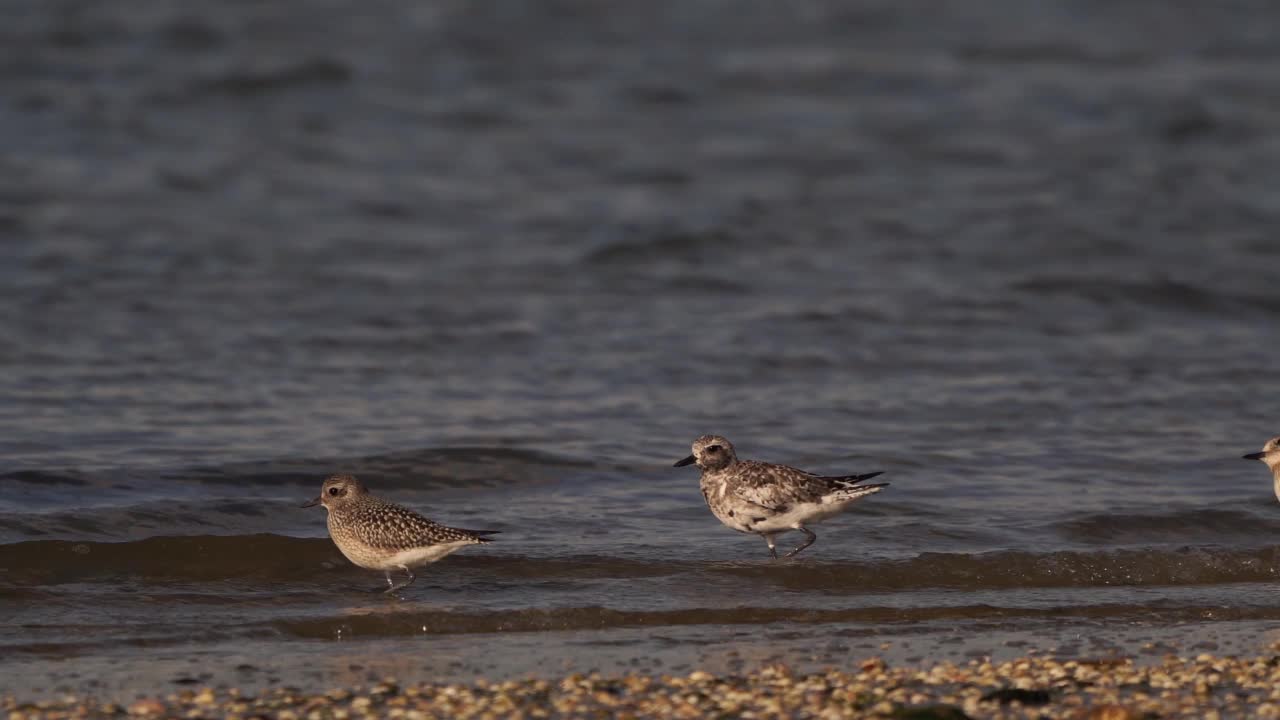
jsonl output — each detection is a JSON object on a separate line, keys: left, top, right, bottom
{"left": 703, "top": 459, "right": 736, "bottom": 475}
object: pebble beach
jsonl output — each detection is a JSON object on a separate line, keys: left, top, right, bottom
{"left": 9, "top": 653, "right": 1280, "bottom": 720}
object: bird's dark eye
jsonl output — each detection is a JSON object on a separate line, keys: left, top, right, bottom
{"left": 706, "top": 445, "right": 721, "bottom": 453}
{"left": 328, "top": 487, "right": 341, "bottom": 496}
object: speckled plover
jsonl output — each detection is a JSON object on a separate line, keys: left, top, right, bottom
{"left": 674, "top": 435, "right": 887, "bottom": 559}
{"left": 1243, "top": 435, "right": 1280, "bottom": 503}
{"left": 302, "top": 474, "right": 497, "bottom": 593}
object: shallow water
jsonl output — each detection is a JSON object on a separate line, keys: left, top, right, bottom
{"left": 4, "top": 0, "right": 1280, "bottom": 699}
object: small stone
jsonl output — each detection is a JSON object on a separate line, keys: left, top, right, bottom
{"left": 860, "top": 658, "right": 887, "bottom": 674}
{"left": 1078, "top": 705, "right": 1143, "bottom": 720}
{"left": 127, "top": 699, "right": 166, "bottom": 716}
{"left": 888, "top": 705, "right": 973, "bottom": 720}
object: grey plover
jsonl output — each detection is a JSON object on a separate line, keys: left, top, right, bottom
{"left": 1243, "top": 435, "right": 1280, "bottom": 503}
{"left": 302, "top": 474, "right": 498, "bottom": 593}
{"left": 674, "top": 435, "right": 887, "bottom": 558}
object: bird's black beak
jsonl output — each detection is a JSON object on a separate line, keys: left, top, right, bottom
{"left": 674, "top": 455, "right": 696, "bottom": 467}
{"left": 300, "top": 496, "right": 322, "bottom": 508}
{"left": 1243, "top": 452, "right": 1266, "bottom": 461}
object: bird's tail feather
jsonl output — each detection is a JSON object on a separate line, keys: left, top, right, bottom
{"left": 828, "top": 482, "right": 889, "bottom": 502}
{"left": 826, "top": 471, "right": 884, "bottom": 484}
{"left": 459, "top": 529, "right": 501, "bottom": 542}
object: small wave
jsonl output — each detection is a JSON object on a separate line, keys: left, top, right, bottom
{"left": 268, "top": 605, "right": 1050, "bottom": 639}
{"left": 193, "top": 58, "right": 352, "bottom": 97}
{"left": 710, "top": 547, "right": 1280, "bottom": 590}
{"left": 582, "top": 228, "right": 741, "bottom": 266}
{"left": 1053, "top": 509, "right": 1280, "bottom": 544}
{"left": 0, "top": 447, "right": 586, "bottom": 542}
{"left": 7, "top": 601, "right": 1277, "bottom": 656}
{"left": 0, "top": 535, "right": 335, "bottom": 585}
{"left": 0, "top": 470, "right": 89, "bottom": 486}
{"left": 174, "top": 446, "right": 588, "bottom": 489}
{"left": 954, "top": 44, "right": 1150, "bottom": 68}
{"left": 268, "top": 602, "right": 1280, "bottom": 640}
{"left": 0, "top": 500, "right": 302, "bottom": 541}
{"left": 158, "top": 18, "right": 225, "bottom": 52}
{"left": 3, "top": 536, "right": 1280, "bottom": 590}
{"left": 5, "top": 447, "right": 586, "bottom": 493}
{"left": 1011, "top": 274, "right": 1280, "bottom": 314}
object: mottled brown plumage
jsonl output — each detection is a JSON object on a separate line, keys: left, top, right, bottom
{"left": 303, "top": 474, "right": 497, "bottom": 593}
{"left": 330, "top": 496, "right": 487, "bottom": 551}
{"left": 675, "top": 435, "right": 887, "bottom": 559}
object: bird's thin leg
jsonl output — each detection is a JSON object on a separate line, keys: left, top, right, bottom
{"left": 763, "top": 533, "right": 779, "bottom": 559}
{"left": 381, "top": 570, "right": 395, "bottom": 593}
{"left": 785, "top": 527, "right": 818, "bottom": 558}
{"left": 384, "top": 566, "right": 416, "bottom": 594}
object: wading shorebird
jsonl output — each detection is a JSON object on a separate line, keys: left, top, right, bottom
{"left": 302, "top": 474, "right": 497, "bottom": 593}
{"left": 674, "top": 435, "right": 887, "bottom": 559}
{"left": 1243, "top": 435, "right": 1280, "bottom": 503}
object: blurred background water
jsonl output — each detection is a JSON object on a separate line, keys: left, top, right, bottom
{"left": 3, "top": 0, "right": 1280, "bottom": 697}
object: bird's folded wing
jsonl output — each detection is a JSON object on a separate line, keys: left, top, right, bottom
{"left": 352, "top": 503, "right": 456, "bottom": 550}
{"left": 731, "top": 462, "right": 830, "bottom": 510}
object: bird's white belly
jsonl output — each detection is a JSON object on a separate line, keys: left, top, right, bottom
{"left": 708, "top": 497, "right": 848, "bottom": 534}
{"left": 747, "top": 501, "right": 845, "bottom": 533}
{"left": 371, "top": 541, "right": 475, "bottom": 570}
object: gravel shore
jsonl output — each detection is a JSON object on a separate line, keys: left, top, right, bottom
{"left": 7, "top": 654, "right": 1280, "bottom": 719}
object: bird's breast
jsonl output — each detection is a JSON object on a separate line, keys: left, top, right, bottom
{"left": 700, "top": 479, "right": 760, "bottom": 533}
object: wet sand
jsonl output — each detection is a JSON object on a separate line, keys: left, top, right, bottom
{"left": 8, "top": 652, "right": 1280, "bottom": 719}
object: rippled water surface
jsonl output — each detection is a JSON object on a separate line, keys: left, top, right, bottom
{"left": 4, "top": 0, "right": 1280, "bottom": 698}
